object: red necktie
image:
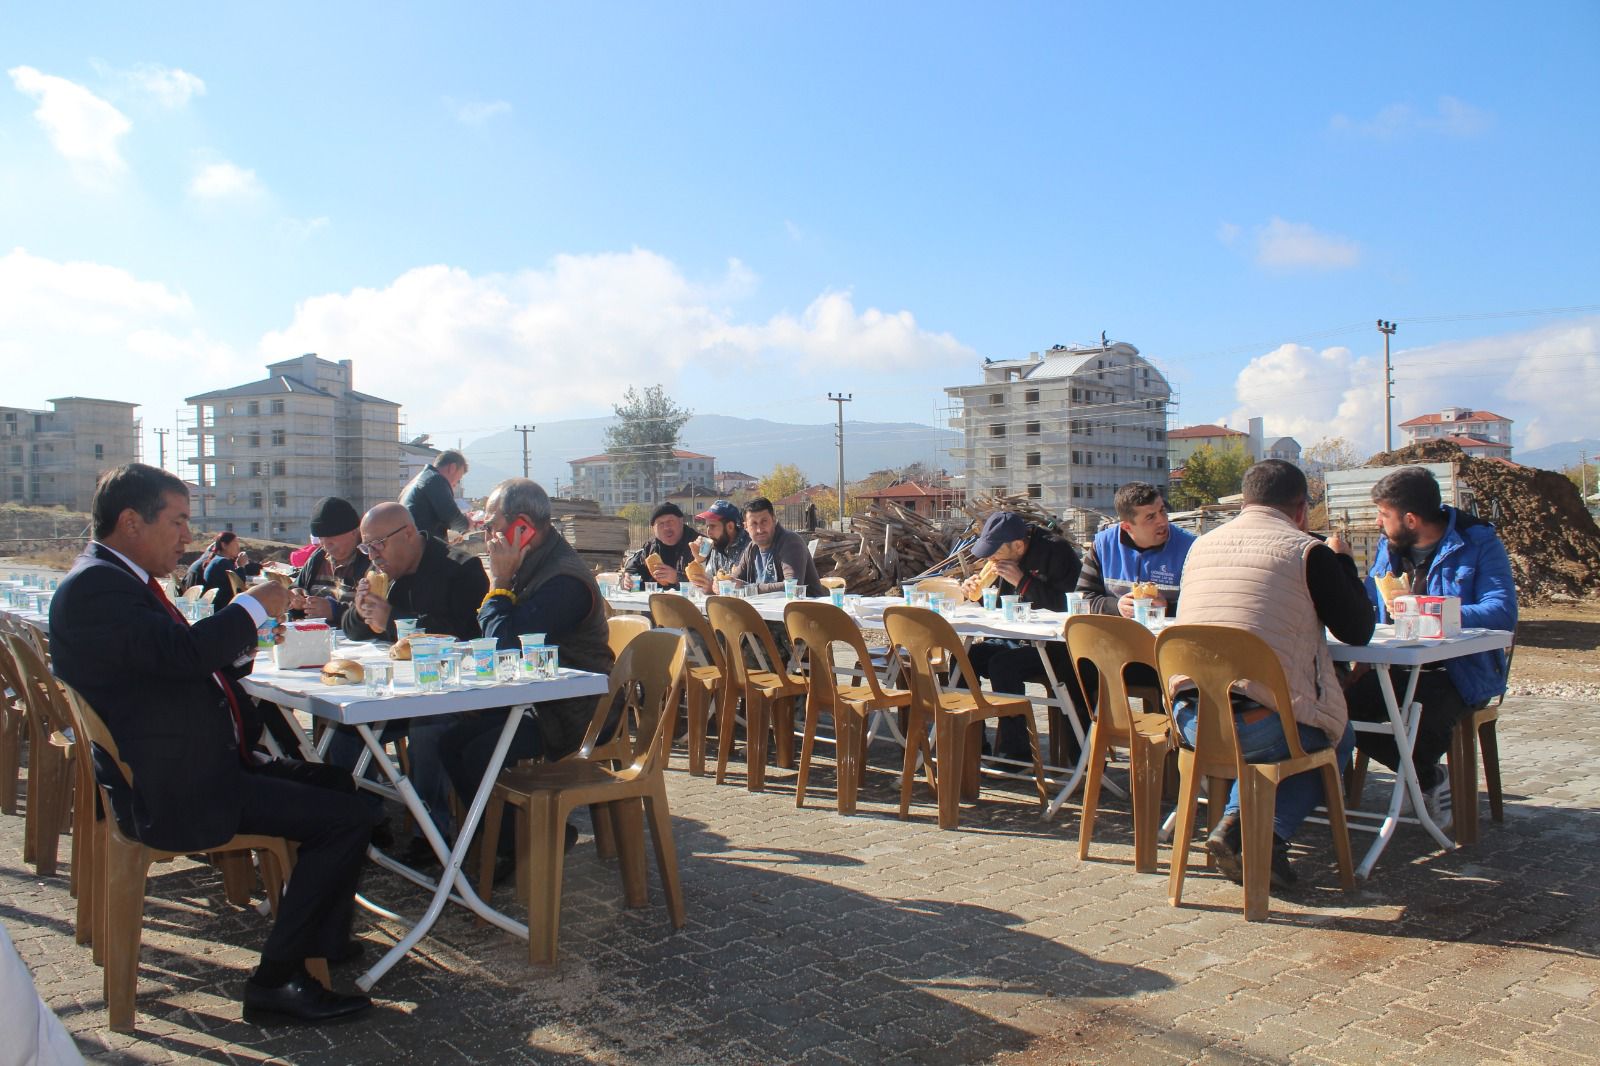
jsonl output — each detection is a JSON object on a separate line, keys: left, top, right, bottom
{"left": 147, "top": 576, "right": 253, "bottom": 764}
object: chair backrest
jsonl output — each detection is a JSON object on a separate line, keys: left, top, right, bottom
{"left": 1, "top": 632, "right": 75, "bottom": 743}
{"left": 1154, "top": 624, "right": 1307, "bottom": 771}
{"left": 1063, "top": 614, "right": 1158, "bottom": 735}
{"left": 576, "top": 629, "right": 686, "bottom": 774}
{"left": 916, "top": 578, "right": 963, "bottom": 601}
{"left": 881, "top": 604, "right": 987, "bottom": 710}
{"left": 180, "top": 585, "right": 205, "bottom": 603}
{"left": 226, "top": 570, "right": 246, "bottom": 596}
{"left": 606, "top": 614, "right": 652, "bottom": 657}
{"left": 705, "top": 595, "right": 786, "bottom": 682}
{"left": 649, "top": 593, "right": 727, "bottom": 675}
{"left": 783, "top": 600, "right": 892, "bottom": 703}
{"left": 200, "top": 588, "right": 219, "bottom": 604}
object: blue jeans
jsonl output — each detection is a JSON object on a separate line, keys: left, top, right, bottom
{"left": 1173, "top": 697, "right": 1355, "bottom": 842}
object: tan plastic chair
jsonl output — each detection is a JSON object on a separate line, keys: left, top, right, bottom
{"left": 1448, "top": 640, "right": 1515, "bottom": 845}
{"left": 2, "top": 632, "right": 75, "bottom": 878}
{"left": 882, "top": 605, "right": 1048, "bottom": 829}
{"left": 649, "top": 593, "right": 729, "bottom": 777}
{"left": 54, "top": 683, "right": 314, "bottom": 1032}
{"left": 0, "top": 625, "right": 29, "bottom": 817}
{"left": 607, "top": 614, "right": 652, "bottom": 657}
{"left": 180, "top": 585, "right": 205, "bottom": 603}
{"left": 226, "top": 570, "right": 247, "bottom": 597}
{"left": 1063, "top": 615, "right": 1173, "bottom": 872}
{"left": 1155, "top": 625, "right": 1355, "bottom": 922}
{"left": 478, "top": 630, "right": 688, "bottom": 963}
{"left": 782, "top": 601, "right": 911, "bottom": 814}
{"left": 915, "top": 578, "right": 964, "bottom": 602}
{"left": 705, "top": 596, "right": 807, "bottom": 792}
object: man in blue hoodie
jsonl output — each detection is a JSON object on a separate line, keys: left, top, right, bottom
{"left": 1347, "top": 466, "right": 1517, "bottom": 822}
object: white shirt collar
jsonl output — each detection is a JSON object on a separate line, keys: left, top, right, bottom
{"left": 94, "top": 541, "right": 150, "bottom": 584}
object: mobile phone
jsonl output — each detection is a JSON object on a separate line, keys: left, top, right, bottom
{"left": 507, "top": 518, "right": 537, "bottom": 550}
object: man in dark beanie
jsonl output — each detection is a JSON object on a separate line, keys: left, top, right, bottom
{"left": 289, "top": 496, "right": 370, "bottom": 624}
{"left": 618, "top": 501, "right": 702, "bottom": 590}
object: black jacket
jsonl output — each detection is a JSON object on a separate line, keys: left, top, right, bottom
{"left": 291, "top": 546, "right": 370, "bottom": 626}
{"left": 49, "top": 544, "right": 264, "bottom": 850}
{"left": 996, "top": 527, "right": 1082, "bottom": 612}
{"left": 622, "top": 534, "right": 701, "bottom": 589}
{"left": 401, "top": 464, "right": 469, "bottom": 540}
{"left": 342, "top": 534, "right": 487, "bottom": 642}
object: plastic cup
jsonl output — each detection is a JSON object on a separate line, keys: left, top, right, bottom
{"left": 256, "top": 617, "right": 278, "bottom": 650}
{"left": 1132, "top": 597, "right": 1153, "bottom": 627}
{"left": 982, "top": 586, "right": 999, "bottom": 611}
{"left": 1000, "top": 595, "right": 1019, "bottom": 623}
{"left": 394, "top": 618, "right": 419, "bottom": 641}
{"left": 364, "top": 660, "right": 394, "bottom": 697}
{"left": 495, "top": 649, "right": 521, "bottom": 682}
{"left": 538, "top": 645, "right": 559, "bottom": 678}
{"left": 468, "top": 637, "right": 498, "bottom": 681}
{"left": 643, "top": 581, "right": 658, "bottom": 595}
{"left": 519, "top": 633, "right": 547, "bottom": 676}
{"left": 829, "top": 587, "right": 845, "bottom": 608}
{"left": 1016, "top": 601, "right": 1033, "bottom": 623}
{"left": 844, "top": 594, "right": 863, "bottom": 614}
{"left": 901, "top": 583, "right": 917, "bottom": 602}
{"left": 1064, "top": 592, "right": 1085, "bottom": 616}
{"left": 413, "top": 646, "right": 443, "bottom": 692}
{"left": 784, "top": 578, "right": 798, "bottom": 599}
{"left": 717, "top": 579, "right": 734, "bottom": 597}
{"left": 437, "top": 648, "right": 461, "bottom": 689}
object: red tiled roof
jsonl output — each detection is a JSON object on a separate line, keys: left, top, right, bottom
{"left": 1398, "top": 409, "right": 1512, "bottom": 428}
{"left": 569, "top": 448, "right": 713, "bottom": 465}
{"left": 1169, "top": 424, "right": 1247, "bottom": 440}
{"left": 1441, "top": 433, "right": 1510, "bottom": 451}
{"left": 856, "top": 482, "right": 962, "bottom": 501}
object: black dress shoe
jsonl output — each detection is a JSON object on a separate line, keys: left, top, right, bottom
{"left": 1205, "top": 810, "right": 1244, "bottom": 885}
{"left": 398, "top": 837, "right": 441, "bottom": 870}
{"left": 370, "top": 819, "right": 394, "bottom": 850}
{"left": 1270, "top": 836, "right": 1299, "bottom": 891}
{"left": 242, "top": 973, "right": 372, "bottom": 1025}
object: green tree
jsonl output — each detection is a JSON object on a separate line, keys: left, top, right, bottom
{"left": 1563, "top": 461, "right": 1599, "bottom": 500}
{"left": 758, "top": 463, "right": 807, "bottom": 502}
{"left": 1172, "top": 443, "right": 1251, "bottom": 508}
{"left": 603, "top": 385, "right": 691, "bottom": 507}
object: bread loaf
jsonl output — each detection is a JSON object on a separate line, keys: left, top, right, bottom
{"left": 365, "top": 571, "right": 391, "bottom": 599}
{"left": 321, "top": 659, "right": 365, "bottom": 685}
{"left": 644, "top": 552, "right": 664, "bottom": 573}
{"left": 684, "top": 559, "right": 707, "bottom": 584}
{"left": 965, "top": 560, "right": 999, "bottom": 601}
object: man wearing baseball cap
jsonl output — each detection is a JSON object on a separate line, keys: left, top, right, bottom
{"left": 289, "top": 496, "right": 370, "bottom": 625}
{"left": 958, "top": 511, "right": 1083, "bottom": 764}
{"left": 687, "top": 500, "right": 749, "bottom": 592}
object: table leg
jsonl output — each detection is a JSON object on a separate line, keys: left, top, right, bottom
{"left": 1035, "top": 640, "right": 1093, "bottom": 819}
{"left": 1351, "top": 666, "right": 1455, "bottom": 880}
{"left": 356, "top": 706, "right": 533, "bottom": 991}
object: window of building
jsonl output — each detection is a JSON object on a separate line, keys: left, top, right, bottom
{"left": 94, "top": 443, "right": 104, "bottom": 459}
{"left": 1071, "top": 450, "right": 1081, "bottom": 465}
{"left": 226, "top": 463, "right": 236, "bottom": 477}
{"left": 1025, "top": 420, "right": 1040, "bottom": 436}
{"left": 247, "top": 401, "right": 260, "bottom": 417}
{"left": 989, "top": 423, "right": 1005, "bottom": 438}
{"left": 1072, "top": 485, "right": 1081, "bottom": 499}
{"left": 1158, "top": 457, "right": 1166, "bottom": 469}
{"left": 1026, "top": 452, "right": 1041, "bottom": 467}
{"left": 248, "top": 432, "right": 261, "bottom": 449}
{"left": 271, "top": 399, "right": 285, "bottom": 414}
{"left": 1024, "top": 389, "right": 1039, "bottom": 404}
{"left": 273, "top": 491, "right": 287, "bottom": 510}
{"left": 250, "top": 522, "right": 260, "bottom": 533}
{"left": 275, "top": 522, "right": 289, "bottom": 535}
{"left": 1027, "top": 483, "right": 1042, "bottom": 499}
{"left": 249, "top": 492, "right": 263, "bottom": 509}
{"left": 272, "top": 460, "right": 287, "bottom": 477}
{"left": 250, "top": 461, "right": 263, "bottom": 477}
{"left": 271, "top": 430, "right": 286, "bottom": 447}
{"left": 8, "top": 445, "right": 19, "bottom": 464}
{"left": 988, "top": 393, "right": 1003, "bottom": 406}
{"left": 9, "top": 476, "right": 20, "bottom": 497}
{"left": 988, "top": 455, "right": 1006, "bottom": 470}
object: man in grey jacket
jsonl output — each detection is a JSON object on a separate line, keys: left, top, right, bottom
{"left": 732, "top": 496, "right": 823, "bottom": 596}
{"left": 400, "top": 449, "right": 472, "bottom": 541}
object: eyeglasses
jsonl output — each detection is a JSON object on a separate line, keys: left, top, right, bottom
{"left": 357, "top": 525, "right": 410, "bottom": 556}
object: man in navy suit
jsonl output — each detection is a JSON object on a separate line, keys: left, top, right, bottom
{"left": 49, "top": 464, "right": 374, "bottom": 1025}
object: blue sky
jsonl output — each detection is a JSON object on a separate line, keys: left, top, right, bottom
{"left": 4, "top": 2, "right": 1597, "bottom": 470}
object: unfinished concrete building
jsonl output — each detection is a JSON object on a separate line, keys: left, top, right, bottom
{"left": 0, "top": 397, "right": 141, "bottom": 512}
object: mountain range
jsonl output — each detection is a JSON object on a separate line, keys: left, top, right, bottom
{"left": 1515, "top": 439, "right": 1599, "bottom": 472}
{"left": 457, "top": 414, "right": 961, "bottom": 497}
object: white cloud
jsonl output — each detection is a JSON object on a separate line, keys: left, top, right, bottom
{"left": 0, "top": 247, "right": 190, "bottom": 330}
{"left": 8, "top": 65, "right": 131, "bottom": 175}
{"left": 91, "top": 60, "right": 206, "bottom": 108}
{"left": 276, "top": 215, "right": 330, "bottom": 243}
{"left": 189, "top": 161, "right": 265, "bottom": 201}
{"left": 258, "top": 250, "right": 975, "bottom": 423}
{"left": 1253, "top": 217, "right": 1360, "bottom": 271}
{"left": 1330, "top": 95, "right": 1492, "bottom": 139}
{"left": 1215, "top": 221, "right": 1240, "bottom": 246}
{"left": 1227, "top": 318, "right": 1600, "bottom": 454}
{"left": 456, "top": 99, "right": 511, "bottom": 125}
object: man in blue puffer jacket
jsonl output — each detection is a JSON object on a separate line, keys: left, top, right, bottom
{"left": 1347, "top": 466, "right": 1517, "bottom": 817}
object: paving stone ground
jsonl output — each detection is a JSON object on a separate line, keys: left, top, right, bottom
{"left": 4, "top": 695, "right": 1598, "bottom": 1064}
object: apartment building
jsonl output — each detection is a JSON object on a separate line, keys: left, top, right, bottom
{"left": 945, "top": 340, "right": 1174, "bottom": 514}
{"left": 1399, "top": 407, "right": 1513, "bottom": 460}
{"left": 567, "top": 448, "right": 716, "bottom": 512}
{"left": 184, "top": 354, "right": 403, "bottom": 539}
{"left": 0, "top": 397, "right": 140, "bottom": 511}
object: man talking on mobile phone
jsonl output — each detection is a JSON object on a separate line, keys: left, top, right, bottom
{"left": 437, "top": 478, "right": 616, "bottom": 866}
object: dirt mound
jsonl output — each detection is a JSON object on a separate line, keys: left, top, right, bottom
{"left": 1364, "top": 441, "right": 1600, "bottom": 602}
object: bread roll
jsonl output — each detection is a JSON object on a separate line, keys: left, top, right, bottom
{"left": 644, "top": 552, "right": 664, "bottom": 573}
{"left": 1130, "top": 581, "right": 1159, "bottom": 599}
{"left": 684, "top": 559, "right": 707, "bottom": 584}
{"left": 321, "top": 659, "right": 365, "bottom": 685}
{"left": 365, "top": 571, "right": 391, "bottom": 599}
{"left": 965, "top": 560, "right": 999, "bottom": 601}
{"left": 820, "top": 576, "right": 846, "bottom": 590}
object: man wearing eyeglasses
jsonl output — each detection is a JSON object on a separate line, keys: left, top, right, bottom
{"left": 343, "top": 503, "right": 486, "bottom": 643}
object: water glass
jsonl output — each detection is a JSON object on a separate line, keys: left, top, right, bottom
{"left": 1064, "top": 592, "right": 1086, "bottom": 616}
{"left": 1000, "top": 595, "right": 1019, "bottom": 623}
{"left": 364, "top": 661, "right": 394, "bottom": 697}
{"left": 643, "top": 581, "right": 658, "bottom": 595}
{"left": 982, "top": 586, "right": 999, "bottom": 611}
{"left": 413, "top": 647, "right": 443, "bottom": 692}
{"left": 394, "top": 618, "right": 419, "bottom": 641}
{"left": 784, "top": 578, "right": 798, "bottom": 599}
{"left": 829, "top": 587, "right": 845, "bottom": 608}
{"left": 1016, "top": 601, "right": 1033, "bottom": 623}
{"left": 901, "top": 583, "right": 917, "bottom": 602}
{"left": 495, "top": 649, "right": 521, "bottom": 682}
{"left": 538, "top": 645, "right": 559, "bottom": 678}
{"left": 717, "top": 579, "right": 734, "bottom": 597}
{"left": 844, "top": 594, "right": 863, "bottom": 614}
{"left": 468, "top": 637, "right": 498, "bottom": 682}
{"left": 438, "top": 648, "right": 461, "bottom": 688}
{"left": 519, "top": 633, "right": 547, "bottom": 676}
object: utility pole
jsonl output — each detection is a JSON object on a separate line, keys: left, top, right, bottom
{"left": 514, "top": 424, "right": 536, "bottom": 479}
{"left": 154, "top": 427, "right": 170, "bottom": 471}
{"left": 1582, "top": 449, "right": 1591, "bottom": 503}
{"left": 828, "top": 393, "right": 852, "bottom": 526}
{"left": 1377, "top": 320, "right": 1398, "bottom": 451}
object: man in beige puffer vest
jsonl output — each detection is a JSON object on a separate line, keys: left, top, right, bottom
{"left": 1173, "top": 460, "right": 1375, "bottom": 889}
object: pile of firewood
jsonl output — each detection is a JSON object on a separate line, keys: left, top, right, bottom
{"left": 810, "top": 491, "right": 1064, "bottom": 595}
